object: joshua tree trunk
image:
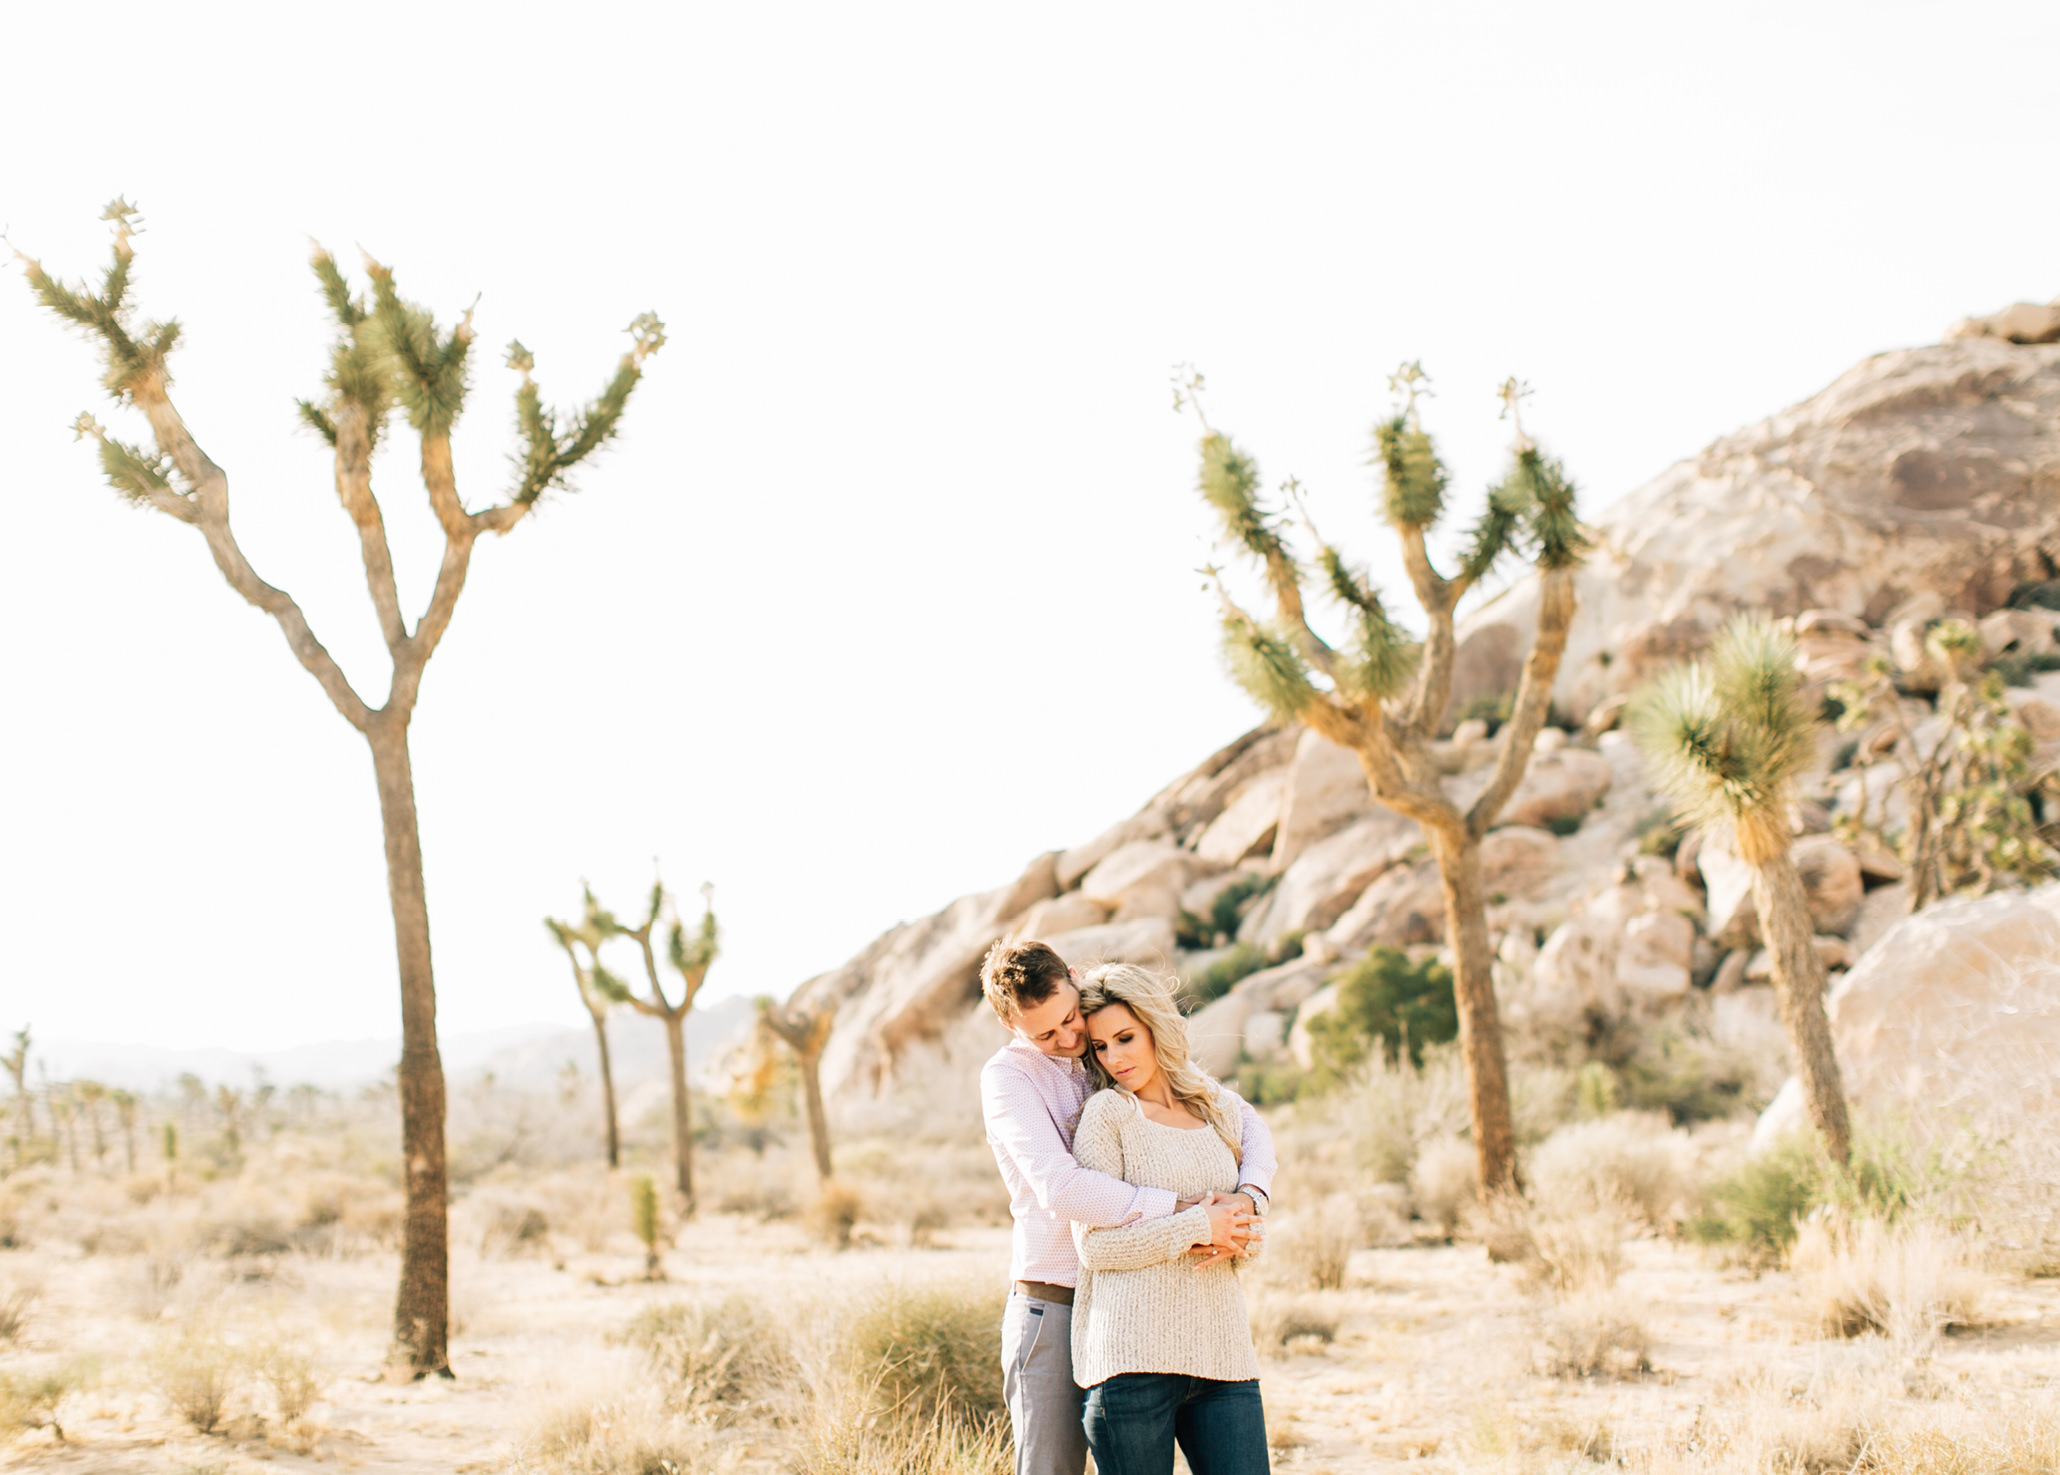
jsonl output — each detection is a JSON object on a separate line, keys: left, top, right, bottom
{"left": 592, "top": 1015, "right": 621, "bottom": 1170}
{"left": 762, "top": 1004, "right": 835, "bottom": 1183}
{"left": 1749, "top": 850, "right": 1852, "bottom": 1166}
{"left": 662, "top": 1013, "right": 693, "bottom": 1205}
{"left": 370, "top": 717, "right": 450, "bottom": 1369}
{"left": 1424, "top": 826, "right": 1517, "bottom": 1196}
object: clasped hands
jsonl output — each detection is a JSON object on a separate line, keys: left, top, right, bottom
{"left": 1177, "top": 1190, "right": 1259, "bottom": 1270}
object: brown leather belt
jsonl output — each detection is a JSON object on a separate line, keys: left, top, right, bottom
{"left": 1015, "top": 1280, "right": 1074, "bottom": 1306}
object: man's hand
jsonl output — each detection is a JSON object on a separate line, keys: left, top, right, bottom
{"left": 1187, "top": 1191, "right": 1258, "bottom": 1269}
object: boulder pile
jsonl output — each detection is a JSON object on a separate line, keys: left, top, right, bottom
{"left": 771, "top": 335, "right": 2060, "bottom": 1111}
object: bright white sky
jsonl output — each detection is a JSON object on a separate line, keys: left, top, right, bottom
{"left": 5, "top": 2, "right": 2058, "bottom": 1054}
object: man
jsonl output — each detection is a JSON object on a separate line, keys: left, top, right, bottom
{"left": 980, "top": 938, "right": 1273, "bottom": 1475}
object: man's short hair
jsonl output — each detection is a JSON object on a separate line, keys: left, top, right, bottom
{"left": 980, "top": 938, "right": 1071, "bottom": 1025}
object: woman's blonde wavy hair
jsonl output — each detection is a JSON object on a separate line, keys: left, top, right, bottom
{"left": 1076, "top": 963, "right": 1241, "bottom": 1166}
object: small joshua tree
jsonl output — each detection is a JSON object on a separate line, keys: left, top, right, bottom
{"left": 111, "top": 1090, "right": 138, "bottom": 1175}
{"left": 1831, "top": 621, "right": 2054, "bottom": 911}
{"left": 17, "top": 201, "right": 663, "bottom": 1375}
{"left": 545, "top": 892, "right": 634, "bottom": 1169}
{"left": 1632, "top": 615, "right": 1851, "bottom": 1164}
{"left": 1185, "top": 365, "right": 1587, "bottom": 1197}
{"left": 758, "top": 999, "right": 836, "bottom": 1183}
{"left": 583, "top": 876, "right": 720, "bottom": 1209}
{"left": 630, "top": 1173, "right": 663, "bottom": 1280}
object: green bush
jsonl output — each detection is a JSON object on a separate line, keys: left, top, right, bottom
{"left": 1185, "top": 944, "right": 1268, "bottom": 1008}
{"left": 1688, "top": 1126, "right": 1966, "bottom": 1263}
{"left": 1454, "top": 691, "right": 1515, "bottom": 736}
{"left": 845, "top": 1281, "right": 1005, "bottom": 1428}
{"left": 1993, "top": 650, "right": 2060, "bottom": 687}
{"left": 1306, "top": 947, "right": 1457, "bottom": 1074}
{"left": 1176, "top": 873, "right": 1277, "bottom": 950}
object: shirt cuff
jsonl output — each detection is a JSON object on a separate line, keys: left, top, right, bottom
{"left": 1133, "top": 1185, "right": 1179, "bottom": 1222}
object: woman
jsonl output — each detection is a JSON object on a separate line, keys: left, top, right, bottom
{"left": 1069, "top": 963, "right": 1269, "bottom": 1475}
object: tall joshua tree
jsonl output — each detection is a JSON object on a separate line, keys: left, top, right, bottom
{"left": 18, "top": 202, "right": 664, "bottom": 1374}
{"left": 1632, "top": 615, "right": 1852, "bottom": 1165}
{"left": 758, "top": 999, "right": 835, "bottom": 1183}
{"left": 545, "top": 890, "right": 634, "bottom": 1169}
{"left": 1186, "top": 366, "right": 1587, "bottom": 1198}
{"left": 613, "top": 880, "right": 720, "bottom": 1210}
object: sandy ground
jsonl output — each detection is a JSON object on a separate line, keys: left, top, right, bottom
{"left": 4, "top": 1219, "right": 2056, "bottom": 1473}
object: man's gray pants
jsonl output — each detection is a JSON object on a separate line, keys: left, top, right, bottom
{"left": 1002, "top": 1291, "right": 1088, "bottom": 1475}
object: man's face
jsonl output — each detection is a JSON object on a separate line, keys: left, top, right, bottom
{"left": 1013, "top": 978, "right": 1086, "bottom": 1058}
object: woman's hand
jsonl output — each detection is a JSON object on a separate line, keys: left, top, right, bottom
{"left": 1187, "top": 1192, "right": 1259, "bottom": 1268}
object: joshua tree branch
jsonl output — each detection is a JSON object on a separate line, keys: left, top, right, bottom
{"left": 1467, "top": 565, "right": 1576, "bottom": 838}
{"left": 128, "top": 378, "right": 372, "bottom": 730}
{"left": 1263, "top": 552, "right": 1341, "bottom": 683}
{"left": 330, "top": 403, "right": 407, "bottom": 652}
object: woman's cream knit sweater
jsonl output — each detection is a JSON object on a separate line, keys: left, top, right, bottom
{"left": 1069, "top": 1086, "right": 1262, "bottom": 1388}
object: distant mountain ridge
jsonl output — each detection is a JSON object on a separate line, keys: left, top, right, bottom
{"left": 41, "top": 994, "right": 756, "bottom": 1094}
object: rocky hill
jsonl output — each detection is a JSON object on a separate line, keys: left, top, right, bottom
{"left": 768, "top": 331, "right": 2060, "bottom": 1120}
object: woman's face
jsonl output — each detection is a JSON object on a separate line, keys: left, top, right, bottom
{"left": 1087, "top": 1003, "right": 1159, "bottom": 1095}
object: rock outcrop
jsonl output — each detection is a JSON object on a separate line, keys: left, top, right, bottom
{"left": 773, "top": 333, "right": 2060, "bottom": 1109}
{"left": 1754, "top": 884, "right": 2060, "bottom": 1147}
{"left": 1453, "top": 339, "right": 2060, "bottom": 728}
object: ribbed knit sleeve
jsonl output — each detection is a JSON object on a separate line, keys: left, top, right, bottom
{"left": 1073, "top": 1093, "right": 1212, "bottom": 1271}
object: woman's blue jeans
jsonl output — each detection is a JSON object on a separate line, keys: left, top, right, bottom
{"left": 1082, "top": 1373, "right": 1268, "bottom": 1475}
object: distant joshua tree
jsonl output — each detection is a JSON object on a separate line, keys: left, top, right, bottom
{"left": 112, "top": 1089, "right": 140, "bottom": 1175}
{"left": 17, "top": 201, "right": 664, "bottom": 1376}
{"left": 76, "top": 1081, "right": 108, "bottom": 1170}
{"left": 615, "top": 880, "right": 720, "bottom": 1211}
{"left": 4, "top": 1029, "right": 29, "bottom": 1164}
{"left": 1183, "top": 366, "right": 1587, "bottom": 1198}
{"left": 758, "top": 999, "right": 836, "bottom": 1183}
{"left": 545, "top": 891, "right": 635, "bottom": 1169}
{"left": 1632, "top": 615, "right": 1852, "bottom": 1165}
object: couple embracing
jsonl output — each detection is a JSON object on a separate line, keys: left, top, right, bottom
{"left": 979, "top": 939, "right": 1275, "bottom": 1475}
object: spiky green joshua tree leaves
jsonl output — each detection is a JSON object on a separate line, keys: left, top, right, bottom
{"left": 1631, "top": 616, "right": 1852, "bottom": 1165}
{"left": 1189, "top": 364, "right": 1589, "bottom": 1200}
{"left": 16, "top": 201, "right": 664, "bottom": 1376}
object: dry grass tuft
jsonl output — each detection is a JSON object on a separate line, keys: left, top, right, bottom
{"left": 0, "top": 1280, "right": 36, "bottom": 1341}
{"left": 257, "top": 1341, "right": 324, "bottom": 1425}
{"left": 510, "top": 1385, "right": 723, "bottom": 1475}
{"left": 625, "top": 1292, "right": 798, "bottom": 1417}
{"left": 1536, "top": 1294, "right": 1652, "bottom": 1379}
{"left": 1268, "top": 1193, "right": 1360, "bottom": 1290}
{"left": 797, "top": 1389, "right": 1010, "bottom": 1475}
{"left": 806, "top": 1181, "right": 866, "bottom": 1249}
{"left": 149, "top": 1326, "right": 241, "bottom": 1434}
{"left": 843, "top": 1279, "right": 1005, "bottom": 1428}
{"left": 1249, "top": 1289, "right": 1342, "bottom": 1354}
{"left": 1529, "top": 1112, "right": 1692, "bottom": 1228}
{"left": 1790, "top": 1216, "right": 1987, "bottom": 1348}
{"left": 1409, "top": 1135, "right": 1477, "bottom": 1237}
{"left": 0, "top": 1356, "right": 96, "bottom": 1443}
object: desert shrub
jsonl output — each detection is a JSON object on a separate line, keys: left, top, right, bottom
{"left": 0, "top": 1281, "right": 35, "bottom": 1342}
{"left": 1529, "top": 1113, "right": 1691, "bottom": 1228}
{"left": 844, "top": 1280, "right": 1005, "bottom": 1428}
{"left": 1408, "top": 1135, "right": 1476, "bottom": 1237}
{"left": 1791, "top": 1217, "right": 1986, "bottom": 1347}
{"left": 150, "top": 1327, "right": 241, "bottom": 1434}
{"left": 626, "top": 1293, "right": 797, "bottom": 1414}
{"left": 1454, "top": 690, "right": 1514, "bottom": 735}
{"left": 1536, "top": 1295, "right": 1651, "bottom": 1379}
{"left": 1854, "top": 1405, "right": 2060, "bottom": 1473}
{"left": 0, "top": 1356, "right": 95, "bottom": 1442}
{"left": 1267, "top": 1193, "right": 1359, "bottom": 1290}
{"left": 1613, "top": 1022, "right": 1758, "bottom": 1124}
{"left": 256, "top": 1343, "right": 323, "bottom": 1425}
{"left": 1689, "top": 1126, "right": 1958, "bottom": 1263}
{"left": 510, "top": 1388, "right": 716, "bottom": 1475}
{"left": 1248, "top": 1290, "right": 1341, "bottom": 1353}
{"left": 1342, "top": 1045, "right": 1470, "bottom": 1186}
{"left": 1307, "top": 947, "right": 1456, "bottom": 1076}
{"left": 807, "top": 1181, "right": 865, "bottom": 1249}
